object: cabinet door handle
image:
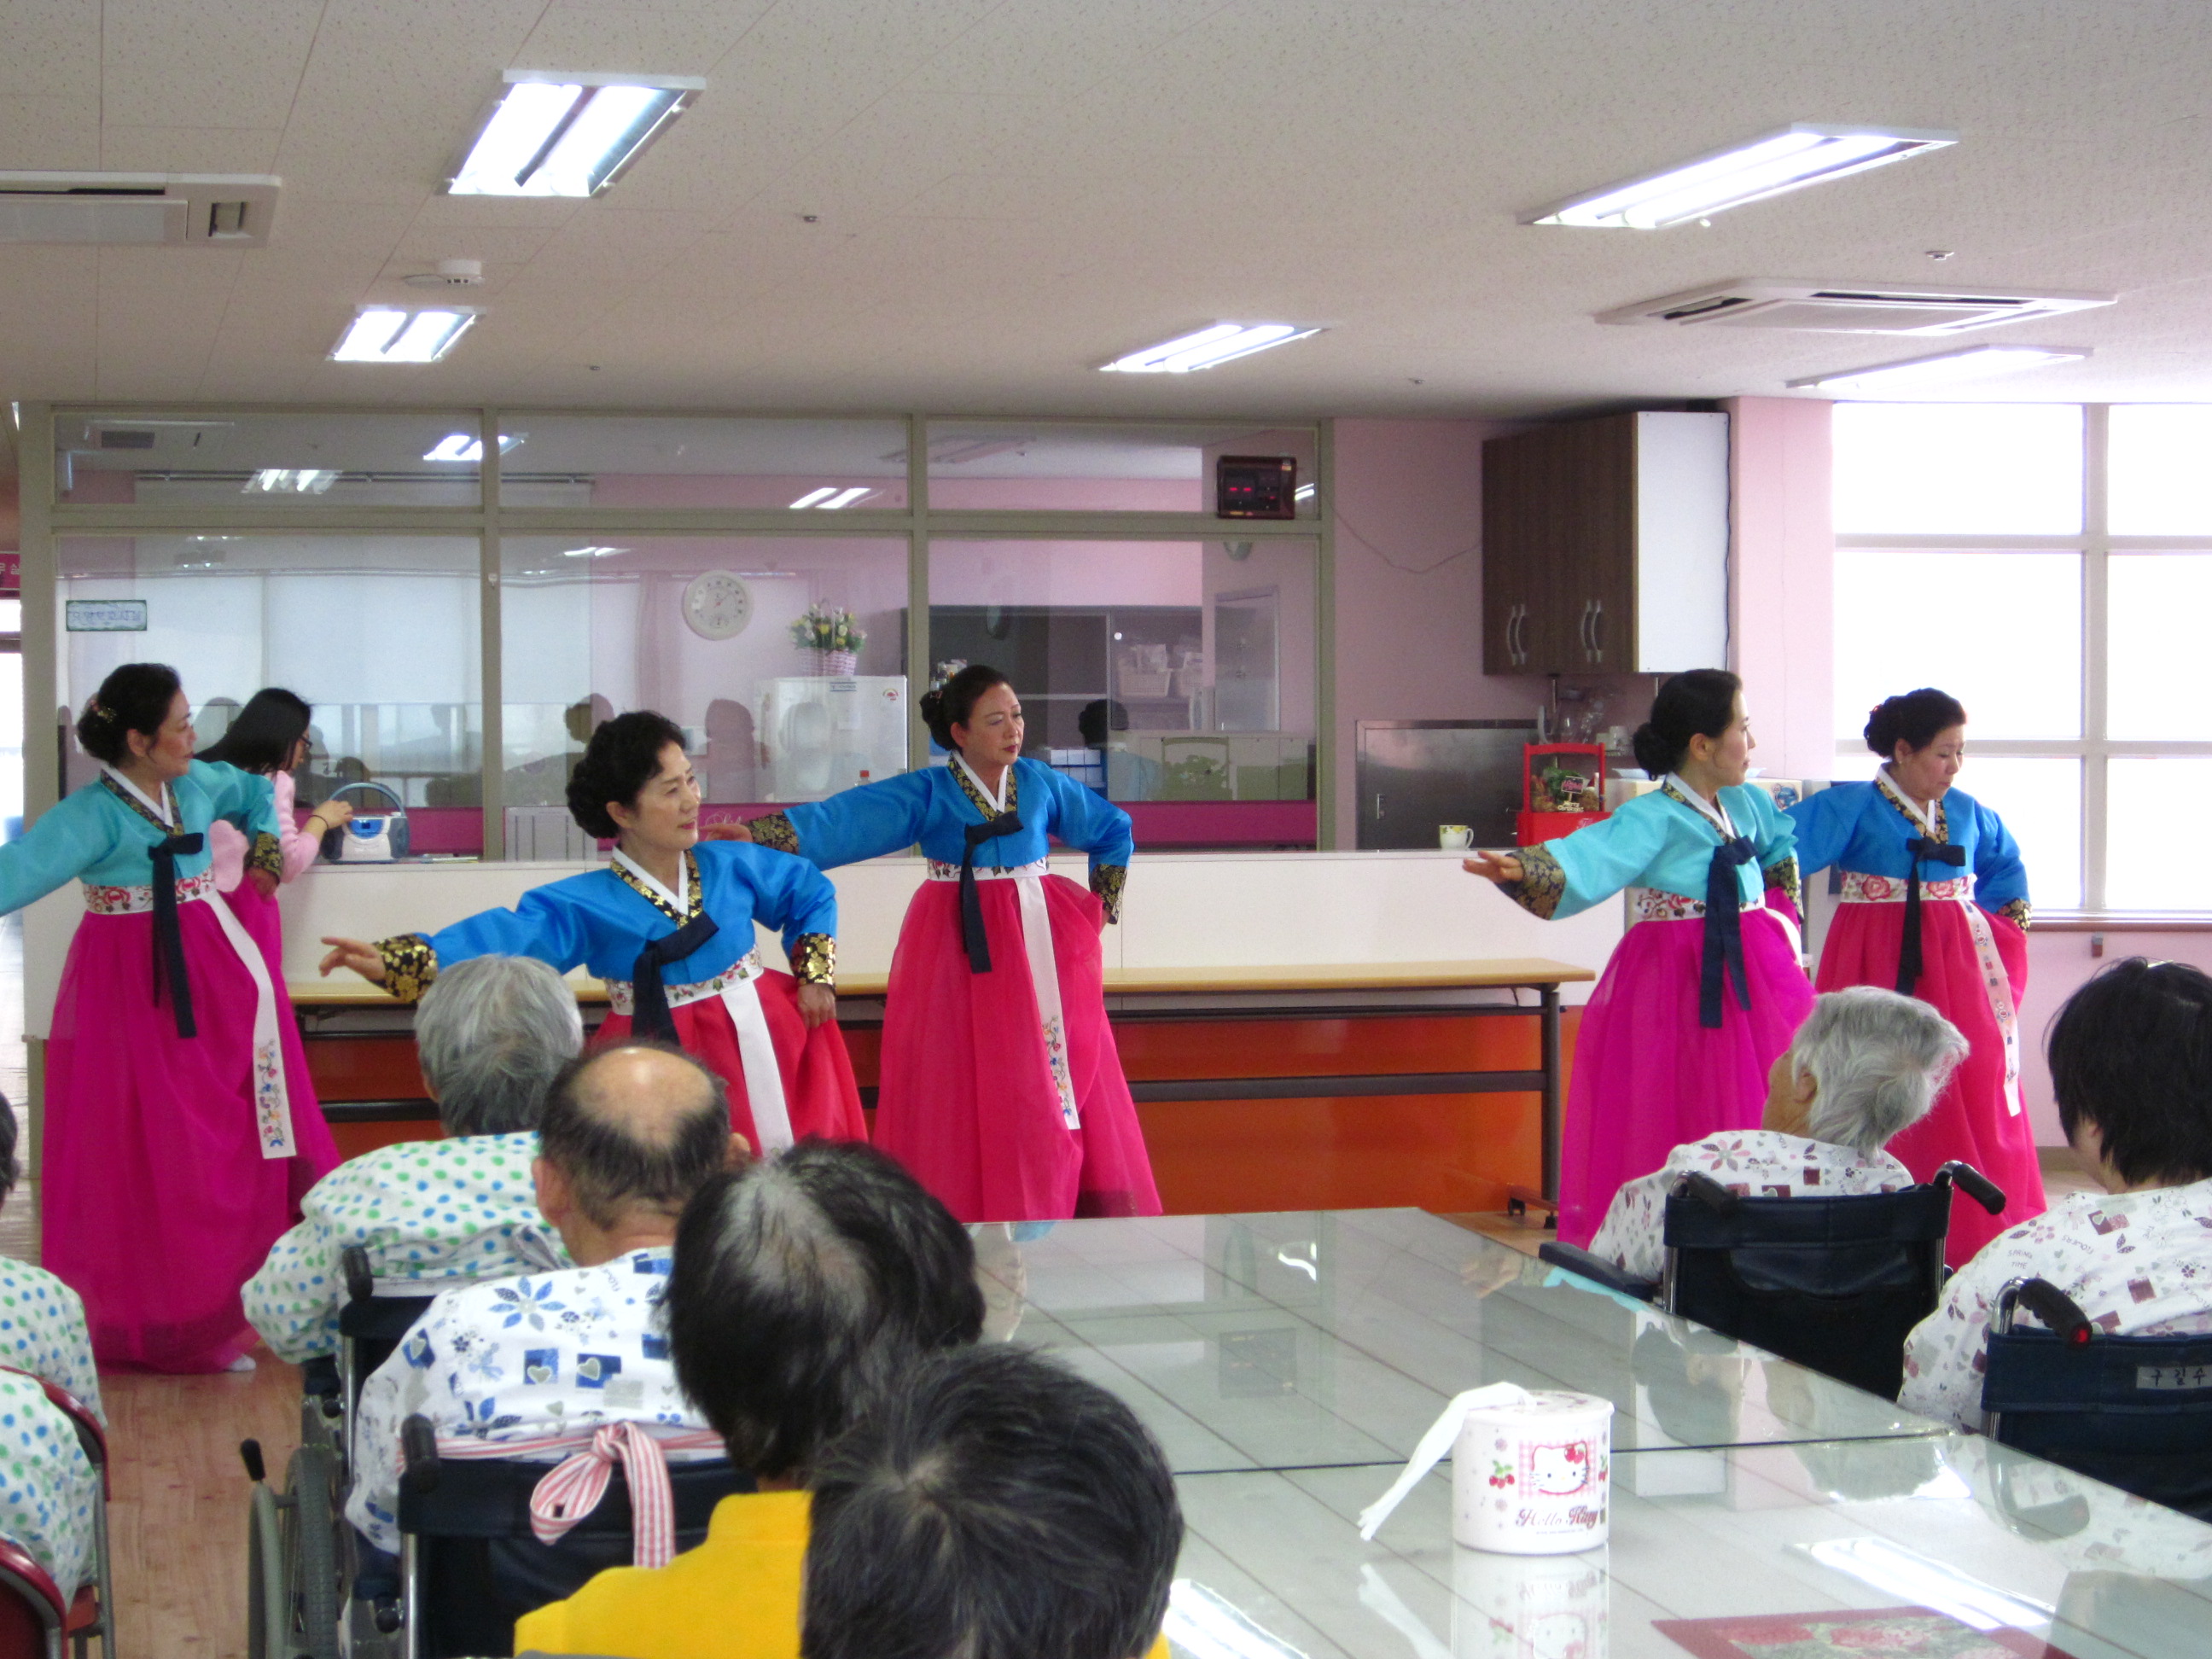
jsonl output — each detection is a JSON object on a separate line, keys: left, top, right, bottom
{"left": 1578, "top": 601, "right": 1594, "bottom": 661}
{"left": 1509, "top": 604, "right": 1525, "bottom": 665}
{"left": 1590, "top": 599, "right": 1604, "bottom": 666}
{"left": 1374, "top": 792, "right": 1386, "bottom": 819}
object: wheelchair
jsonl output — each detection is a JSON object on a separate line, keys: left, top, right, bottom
{"left": 1982, "top": 1276, "right": 2212, "bottom": 1521}
{"left": 1540, "top": 1159, "right": 2005, "bottom": 1399}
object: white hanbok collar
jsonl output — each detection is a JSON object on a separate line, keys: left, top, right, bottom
{"left": 612, "top": 847, "right": 690, "bottom": 915}
{"left": 1877, "top": 766, "right": 1941, "bottom": 836}
{"left": 99, "top": 763, "right": 177, "bottom": 829}
{"left": 1662, "top": 773, "right": 1738, "bottom": 839}
{"left": 953, "top": 752, "right": 1011, "bottom": 814}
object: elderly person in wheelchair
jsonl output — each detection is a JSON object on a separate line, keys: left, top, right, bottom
{"left": 342, "top": 1042, "right": 741, "bottom": 1617}
{"left": 1902, "top": 957, "right": 2212, "bottom": 1432}
{"left": 1589, "top": 986, "right": 1969, "bottom": 1284}
{"left": 244, "top": 955, "right": 585, "bottom": 1364}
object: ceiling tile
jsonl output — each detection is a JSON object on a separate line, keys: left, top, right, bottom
{"left": 100, "top": 0, "right": 323, "bottom": 130}
{"left": 0, "top": 0, "right": 100, "bottom": 100}
{"left": 98, "top": 125, "right": 284, "bottom": 173}
{"left": 0, "top": 93, "right": 102, "bottom": 169}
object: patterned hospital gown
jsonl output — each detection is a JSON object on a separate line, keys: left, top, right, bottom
{"left": 0, "top": 1371, "right": 97, "bottom": 1599}
{"left": 343, "top": 1248, "right": 713, "bottom": 1554}
{"left": 1588, "top": 1131, "right": 1915, "bottom": 1284}
{"left": 1900, "top": 1176, "right": 2212, "bottom": 1432}
{"left": 0, "top": 1260, "right": 102, "bottom": 1424}
{"left": 242, "top": 1132, "right": 569, "bottom": 1364}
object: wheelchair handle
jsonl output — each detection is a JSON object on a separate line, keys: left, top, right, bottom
{"left": 1677, "top": 1171, "right": 1740, "bottom": 1214}
{"left": 1996, "top": 1277, "right": 2093, "bottom": 1345}
{"left": 239, "top": 1438, "right": 266, "bottom": 1485}
{"left": 399, "top": 1414, "right": 441, "bottom": 1494}
{"left": 1938, "top": 1161, "right": 2007, "bottom": 1215}
{"left": 342, "top": 1244, "right": 375, "bottom": 1307}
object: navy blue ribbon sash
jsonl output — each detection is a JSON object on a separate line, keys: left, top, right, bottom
{"left": 1897, "top": 836, "right": 1967, "bottom": 996}
{"left": 150, "top": 831, "right": 203, "bottom": 1038}
{"left": 960, "top": 813, "right": 1027, "bottom": 973}
{"left": 1698, "top": 836, "right": 1758, "bottom": 1030}
{"left": 632, "top": 913, "right": 721, "bottom": 1041}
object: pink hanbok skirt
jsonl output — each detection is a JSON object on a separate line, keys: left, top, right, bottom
{"left": 1557, "top": 909, "right": 1813, "bottom": 1247}
{"left": 874, "top": 875, "right": 1161, "bottom": 1224}
{"left": 1815, "top": 899, "right": 2044, "bottom": 1266}
{"left": 44, "top": 904, "right": 338, "bottom": 1371}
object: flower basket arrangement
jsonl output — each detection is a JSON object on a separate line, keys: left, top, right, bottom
{"left": 791, "top": 603, "right": 866, "bottom": 676}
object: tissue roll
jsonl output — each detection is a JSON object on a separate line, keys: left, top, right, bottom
{"left": 1452, "top": 1390, "right": 1613, "bottom": 1555}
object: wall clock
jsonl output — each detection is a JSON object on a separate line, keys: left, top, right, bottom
{"left": 682, "top": 569, "right": 753, "bottom": 640}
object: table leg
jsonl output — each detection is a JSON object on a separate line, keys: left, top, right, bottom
{"left": 1540, "top": 984, "right": 1562, "bottom": 1204}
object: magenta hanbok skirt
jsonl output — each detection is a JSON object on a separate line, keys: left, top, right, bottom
{"left": 1815, "top": 899, "right": 2044, "bottom": 1266}
{"left": 874, "top": 875, "right": 1161, "bottom": 1224}
{"left": 44, "top": 902, "right": 338, "bottom": 1371}
{"left": 1557, "top": 908, "right": 1814, "bottom": 1247}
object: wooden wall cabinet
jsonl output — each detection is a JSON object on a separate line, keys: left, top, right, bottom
{"left": 1481, "top": 410, "right": 1728, "bottom": 675}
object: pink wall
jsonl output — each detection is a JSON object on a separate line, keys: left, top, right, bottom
{"left": 2016, "top": 930, "right": 2212, "bottom": 1149}
{"left": 1725, "top": 397, "right": 1835, "bottom": 782}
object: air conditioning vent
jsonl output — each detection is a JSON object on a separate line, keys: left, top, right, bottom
{"left": 1600, "top": 279, "right": 2115, "bottom": 336}
{"left": 0, "top": 173, "right": 279, "bottom": 247}
{"left": 97, "top": 430, "right": 157, "bottom": 451}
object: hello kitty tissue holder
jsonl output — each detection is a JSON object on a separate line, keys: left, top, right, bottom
{"left": 1358, "top": 1383, "right": 1612, "bottom": 1555}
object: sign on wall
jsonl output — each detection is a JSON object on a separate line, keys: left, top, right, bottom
{"left": 65, "top": 599, "right": 148, "bottom": 632}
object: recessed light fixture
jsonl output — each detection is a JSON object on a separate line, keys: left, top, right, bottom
{"left": 448, "top": 72, "right": 704, "bottom": 198}
{"left": 789, "top": 486, "right": 876, "bottom": 509}
{"left": 244, "top": 469, "right": 339, "bottom": 494}
{"left": 561, "top": 544, "right": 630, "bottom": 559}
{"left": 1101, "top": 323, "right": 1324, "bottom": 373}
{"left": 423, "top": 432, "right": 523, "bottom": 462}
{"left": 329, "top": 307, "right": 479, "bottom": 364}
{"left": 1525, "top": 123, "right": 1958, "bottom": 230}
{"left": 1789, "top": 344, "right": 2089, "bottom": 395}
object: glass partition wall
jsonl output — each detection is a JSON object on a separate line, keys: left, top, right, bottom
{"left": 28, "top": 410, "right": 1330, "bottom": 856}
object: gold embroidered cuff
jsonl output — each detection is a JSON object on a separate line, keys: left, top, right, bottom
{"left": 247, "top": 831, "right": 285, "bottom": 881}
{"left": 376, "top": 934, "right": 439, "bottom": 1004}
{"left": 789, "top": 933, "right": 835, "bottom": 987}
{"left": 1997, "top": 898, "right": 2032, "bottom": 932}
{"left": 1761, "top": 855, "right": 1802, "bottom": 913}
{"left": 1501, "top": 844, "right": 1567, "bottom": 921}
{"left": 1091, "top": 864, "right": 1127, "bottom": 925}
{"left": 749, "top": 812, "right": 800, "bottom": 853}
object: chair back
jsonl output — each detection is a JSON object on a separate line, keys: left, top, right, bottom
{"left": 0, "top": 1535, "right": 63, "bottom": 1659}
{"left": 1983, "top": 1278, "right": 2212, "bottom": 1521}
{"left": 0, "top": 1371, "right": 103, "bottom": 1499}
{"left": 1662, "top": 1176, "right": 1955, "bottom": 1400}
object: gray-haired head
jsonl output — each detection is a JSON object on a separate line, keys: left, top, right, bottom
{"left": 1789, "top": 986, "right": 1967, "bottom": 1157}
{"left": 414, "top": 955, "right": 585, "bottom": 1138}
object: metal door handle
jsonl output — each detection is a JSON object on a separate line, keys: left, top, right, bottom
{"left": 1374, "top": 792, "right": 1386, "bottom": 819}
{"left": 1578, "top": 601, "right": 1594, "bottom": 661}
{"left": 1590, "top": 599, "right": 1604, "bottom": 665}
{"left": 1509, "top": 604, "right": 1525, "bottom": 666}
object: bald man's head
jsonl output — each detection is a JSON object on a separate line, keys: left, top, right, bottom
{"left": 537, "top": 1041, "right": 732, "bottom": 1232}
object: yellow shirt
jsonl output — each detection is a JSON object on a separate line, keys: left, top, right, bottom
{"left": 515, "top": 1489, "right": 1170, "bottom": 1659}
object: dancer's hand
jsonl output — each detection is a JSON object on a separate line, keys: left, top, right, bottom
{"left": 246, "top": 867, "right": 279, "bottom": 901}
{"left": 1463, "top": 851, "right": 1523, "bottom": 885}
{"left": 319, "top": 936, "right": 386, "bottom": 981}
{"left": 796, "top": 981, "right": 837, "bottom": 1028}
{"left": 699, "top": 821, "right": 753, "bottom": 842}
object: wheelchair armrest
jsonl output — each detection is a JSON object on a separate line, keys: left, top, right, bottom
{"left": 399, "top": 1414, "right": 440, "bottom": 1496}
{"left": 1994, "top": 1277, "right": 2093, "bottom": 1344}
{"left": 342, "top": 1244, "right": 375, "bottom": 1307}
{"left": 1675, "top": 1172, "right": 1740, "bottom": 1214}
{"left": 1938, "top": 1161, "right": 2007, "bottom": 1216}
{"left": 1537, "top": 1242, "right": 1657, "bottom": 1302}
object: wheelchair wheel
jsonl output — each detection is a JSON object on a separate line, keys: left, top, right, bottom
{"left": 247, "top": 1443, "right": 343, "bottom": 1659}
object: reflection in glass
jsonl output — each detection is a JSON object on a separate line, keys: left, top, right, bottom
{"left": 2108, "top": 556, "right": 2212, "bottom": 739}
{"left": 1832, "top": 404, "right": 2083, "bottom": 535}
{"left": 500, "top": 536, "right": 909, "bottom": 824}
{"left": 1833, "top": 551, "right": 2081, "bottom": 740}
{"left": 2110, "top": 405, "right": 2212, "bottom": 534}
{"left": 53, "top": 411, "right": 488, "bottom": 508}
{"left": 56, "top": 535, "right": 483, "bottom": 851}
{"left": 929, "top": 539, "right": 1316, "bottom": 802}
{"left": 924, "top": 422, "right": 1319, "bottom": 517}
{"left": 495, "top": 416, "right": 909, "bottom": 509}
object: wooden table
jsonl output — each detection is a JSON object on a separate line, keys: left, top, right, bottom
{"left": 290, "top": 957, "right": 1594, "bottom": 1206}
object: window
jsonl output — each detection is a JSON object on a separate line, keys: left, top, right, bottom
{"left": 1834, "top": 404, "right": 2212, "bottom": 912}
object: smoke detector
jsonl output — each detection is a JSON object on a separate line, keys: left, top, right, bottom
{"left": 405, "top": 259, "right": 484, "bottom": 288}
{"left": 1598, "top": 278, "right": 2115, "bottom": 336}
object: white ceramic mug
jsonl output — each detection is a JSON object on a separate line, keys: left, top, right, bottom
{"left": 1439, "top": 824, "right": 1473, "bottom": 850}
{"left": 1452, "top": 1390, "right": 1612, "bottom": 1554}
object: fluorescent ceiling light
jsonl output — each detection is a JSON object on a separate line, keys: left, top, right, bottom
{"left": 818, "top": 487, "right": 874, "bottom": 509}
{"left": 1803, "top": 1539, "right": 2053, "bottom": 1632}
{"left": 1102, "top": 323, "right": 1323, "bottom": 373}
{"left": 789, "top": 486, "right": 840, "bottom": 509}
{"left": 449, "top": 71, "right": 703, "bottom": 198}
{"left": 329, "top": 307, "right": 478, "bottom": 364}
{"left": 244, "top": 469, "right": 338, "bottom": 494}
{"left": 1526, "top": 123, "right": 1957, "bottom": 230}
{"left": 1790, "top": 344, "right": 2089, "bottom": 395}
{"left": 561, "top": 544, "right": 629, "bottom": 559}
{"left": 423, "top": 432, "right": 522, "bottom": 462}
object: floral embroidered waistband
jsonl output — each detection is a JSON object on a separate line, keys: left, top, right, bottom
{"left": 83, "top": 868, "right": 216, "bottom": 915}
{"left": 1839, "top": 871, "right": 1974, "bottom": 904}
{"left": 924, "top": 859, "right": 1051, "bottom": 882}
{"left": 1628, "top": 886, "right": 1767, "bottom": 923}
{"left": 604, "top": 950, "right": 765, "bottom": 1017}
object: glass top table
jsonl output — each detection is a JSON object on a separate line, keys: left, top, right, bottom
{"left": 976, "top": 1208, "right": 1944, "bottom": 1476}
